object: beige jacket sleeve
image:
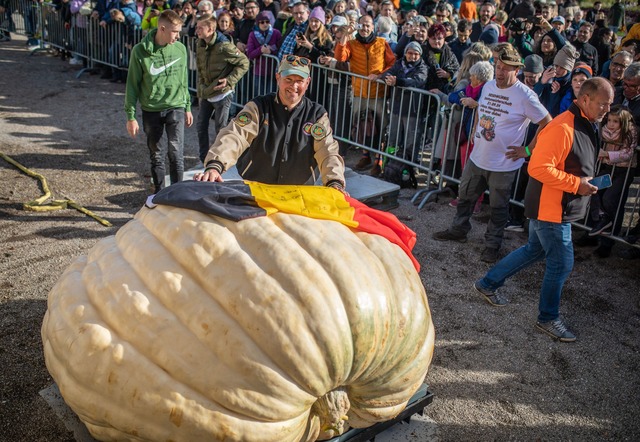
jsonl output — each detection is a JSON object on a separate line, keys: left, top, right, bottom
{"left": 314, "top": 113, "right": 346, "bottom": 187}
{"left": 203, "top": 101, "right": 260, "bottom": 172}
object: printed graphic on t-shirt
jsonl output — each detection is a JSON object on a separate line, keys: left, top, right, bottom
{"left": 476, "top": 92, "right": 514, "bottom": 142}
{"left": 478, "top": 115, "right": 496, "bottom": 141}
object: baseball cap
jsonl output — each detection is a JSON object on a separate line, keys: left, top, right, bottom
{"left": 278, "top": 55, "right": 311, "bottom": 79}
{"left": 551, "top": 15, "right": 565, "bottom": 25}
{"left": 329, "top": 15, "right": 348, "bottom": 28}
{"left": 413, "top": 15, "right": 428, "bottom": 26}
{"left": 496, "top": 46, "right": 524, "bottom": 67}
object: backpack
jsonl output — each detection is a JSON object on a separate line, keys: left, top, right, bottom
{"left": 382, "top": 159, "right": 418, "bottom": 188}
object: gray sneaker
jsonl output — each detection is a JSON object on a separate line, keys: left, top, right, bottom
{"left": 535, "top": 319, "right": 576, "bottom": 342}
{"left": 473, "top": 281, "right": 508, "bottom": 307}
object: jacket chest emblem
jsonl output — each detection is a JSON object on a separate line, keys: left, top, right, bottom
{"left": 302, "top": 122, "right": 313, "bottom": 136}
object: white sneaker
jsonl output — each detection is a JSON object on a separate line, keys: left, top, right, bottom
{"left": 69, "top": 58, "right": 83, "bottom": 66}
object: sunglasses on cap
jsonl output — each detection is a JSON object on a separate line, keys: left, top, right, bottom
{"left": 285, "top": 55, "right": 311, "bottom": 66}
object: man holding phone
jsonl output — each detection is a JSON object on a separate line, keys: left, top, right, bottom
{"left": 473, "top": 78, "right": 614, "bottom": 342}
{"left": 277, "top": 1, "right": 310, "bottom": 59}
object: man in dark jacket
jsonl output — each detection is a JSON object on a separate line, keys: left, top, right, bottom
{"left": 573, "top": 22, "right": 599, "bottom": 75}
{"left": 234, "top": 0, "right": 259, "bottom": 52}
{"left": 470, "top": 1, "right": 495, "bottom": 42}
{"left": 473, "top": 77, "right": 613, "bottom": 342}
{"left": 194, "top": 55, "right": 346, "bottom": 192}
{"left": 381, "top": 41, "right": 428, "bottom": 163}
{"left": 195, "top": 14, "right": 250, "bottom": 163}
{"left": 449, "top": 19, "right": 472, "bottom": 64}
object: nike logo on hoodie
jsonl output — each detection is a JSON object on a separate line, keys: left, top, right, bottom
{"left": 149, "top": 58, "right": 181, "bottom": 75}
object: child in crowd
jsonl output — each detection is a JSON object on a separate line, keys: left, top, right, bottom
{"left": 588, "top": 106, "right": 638, "bottom": 239}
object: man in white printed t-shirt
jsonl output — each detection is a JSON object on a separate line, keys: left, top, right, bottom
{"left": 433, "top": 45, "right": 552, "bottom": 263}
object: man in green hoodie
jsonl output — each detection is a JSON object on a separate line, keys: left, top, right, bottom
{"left": 125, "top": 10, "right": 193, "bottom": 193}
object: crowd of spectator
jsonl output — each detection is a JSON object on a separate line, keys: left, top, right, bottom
{"left": 2, "top": 0, "right": 640, "bottom": 259}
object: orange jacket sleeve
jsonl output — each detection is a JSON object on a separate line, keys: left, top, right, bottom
{"left": 334, "top": 41, "right": 351, "bottom": 62}
{"left": 527, "top": 121, "right": 581, "bottom": 195}
{"left": 383, "top": 41, "right": 396, "bottom": 72}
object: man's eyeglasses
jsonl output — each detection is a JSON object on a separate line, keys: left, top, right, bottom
{"left": 622, "top": 81, "right": 640, "bottom": 89}
{"left": 611, "top": 61, "right": 630, "bottom": 70}
{"left": 285, "top": 55, "right": 310, "bottom": 66}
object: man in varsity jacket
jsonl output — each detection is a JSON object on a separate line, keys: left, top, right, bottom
{"left": 194, "top": 55, "right": 346, "bottom": 193}
{"left": 473, "top": 77, "right": 614, "bottom": 343}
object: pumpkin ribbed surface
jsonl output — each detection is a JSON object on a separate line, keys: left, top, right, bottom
{"left": 41, "top": 204, "right": 435, "bottom": 441}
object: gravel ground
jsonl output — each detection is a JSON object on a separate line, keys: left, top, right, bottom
{"left": 1, "top": 35, "right": 639, "bottom": 442}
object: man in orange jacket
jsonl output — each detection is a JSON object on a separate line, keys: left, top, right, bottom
{"left": 473, "top": 77, "right": 613, "bottom": 343}
{"left": 334, "top": 14, "right": 396, "bottom": 175}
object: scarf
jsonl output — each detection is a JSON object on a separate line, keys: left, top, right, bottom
{"left": 465, "top": 82, "right": 484, "bottom": 100}
{"left": 601, "top": 125, "right": 622, "bottom": 146}
{"left": 400, "top": 59, "right": 419, "bottom": 75}
{"left": 253, "top": 26, "right": 274, "bottom": 46}
{"left": 355, "top": 31, "right": 376, "bottom": 45}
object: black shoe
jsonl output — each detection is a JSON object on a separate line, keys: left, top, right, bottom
{"left": 100, "top": 71, "right": 113, "bottom": 80}
{"left": 433, "top": 229, "right": 467, "bottom": 243}
{"left": 504, "top": 220, "right": 525, "bottom": 233}
{"left": 480, "top": 247, "right": 499, "bottom": 263}
{"left": 589, "top": 216, "right": 612, "bottom": 236}
{"left": 620, "top": 247, "right": 640, "bottom": 260}
{"left": 575, "top": 232, "right": 599, "bottom": 247}
{"left": 594, "top": 245, "right": 612, "bottom": 258}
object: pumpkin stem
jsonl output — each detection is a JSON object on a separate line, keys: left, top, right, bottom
{"left": 311, "top": 387, "right": 351, "bottom": 440}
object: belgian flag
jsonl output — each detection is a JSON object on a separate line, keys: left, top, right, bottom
{"left": 152, "top": 181, "right": 420, "bottom": 271}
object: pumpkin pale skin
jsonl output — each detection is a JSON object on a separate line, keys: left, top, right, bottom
{"left": 42, "top": 204, "right": 435, "bottom": 441}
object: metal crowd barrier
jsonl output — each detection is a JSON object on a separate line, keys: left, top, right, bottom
{"left": 3, "top": 0, "right": 639, "bottom": 248}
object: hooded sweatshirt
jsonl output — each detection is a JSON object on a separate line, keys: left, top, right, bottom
{"left": 125, "top": 28, "right": 191, "bottom": 120}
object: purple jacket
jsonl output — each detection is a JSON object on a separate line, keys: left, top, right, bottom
{"left": 246, "top": 28, "right": 281, "bottom": 77}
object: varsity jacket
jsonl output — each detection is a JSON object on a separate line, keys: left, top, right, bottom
{"left": 524, "top": 103, "right": 599, "bottom": 223}
{"left": 196, "top": 31, "right": 250, "bottom": 100}
{"left": 203, "top": 93, "right": 345, "bottom": 188}
{"left": 125, "top": 29, "right": 191, "bottom": 120}
{"left": 334, "top": 37, "right": 396, "bottom": 98}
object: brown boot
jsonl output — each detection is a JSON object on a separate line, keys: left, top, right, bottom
{"left": 370, "top": 161, "right": 382, "bottom": 177}
{"left": 354, "top": 156, "right": 372, "bottom": 171}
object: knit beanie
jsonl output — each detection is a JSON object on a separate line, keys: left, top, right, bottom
{"left": 309, "top": 6, "right": 326, "bottom": 25}
{"left": 256, "top": 10, "right": 275, "bottom": 26}
{"left": 553, "top": 44, "right": 579, "bottom": 72}
{"left": 479, "top": 23, "right": 499, "bottom": 46}
{"left": 572, "top": 63, "right": 593, "bottom": 79}
{"left": 523, "top": 54, "right": 544, "bottom": 74}
{"left": 405, "top": 41, "right": 423, "bottom": 55}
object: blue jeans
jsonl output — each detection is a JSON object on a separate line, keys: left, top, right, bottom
{"left": 142, "top": 109, "right": 185, "bottom": 193}
{"left": 196, "top": 95, "right": 232, "bottom": 163}
{"left": 477, "top": 219, "right": 574, "bottom": 322}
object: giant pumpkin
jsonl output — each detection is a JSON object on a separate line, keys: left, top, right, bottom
{"left": 42, "top": 186, "right": 435, "bottom": 441}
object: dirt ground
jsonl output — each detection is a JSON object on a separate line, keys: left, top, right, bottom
{"left": 1, "top": 35, "right": 639, "bottom": 442}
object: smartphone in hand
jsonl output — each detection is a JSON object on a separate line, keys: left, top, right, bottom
{"left": 588, "top": 174, "right": 612, "bottom": 189}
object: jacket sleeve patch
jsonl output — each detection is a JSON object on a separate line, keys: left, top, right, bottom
{"left": 311, "top": 122, "right": 328, "bottom": 140}
{"left": 235, "top": 112, "right": 252, "bottom": 127}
